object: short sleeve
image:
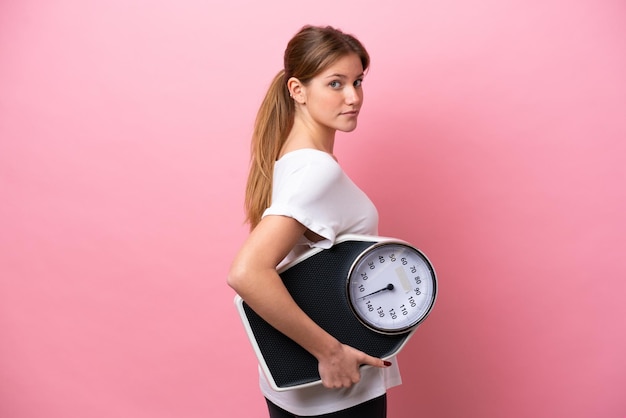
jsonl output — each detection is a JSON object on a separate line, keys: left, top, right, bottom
{"left": 262, "top": 149, "right": 378, "bottom": 252}
{"left": 262, "top": 151, "right": 343, "bottom": 249}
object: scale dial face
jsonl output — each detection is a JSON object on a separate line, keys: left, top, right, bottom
{"left": 346, "top": 241, "right": 437, "bottom": 335}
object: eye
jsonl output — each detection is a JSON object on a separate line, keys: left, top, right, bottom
{"left": 329, "top": 80, "right": 342, "bottom": 89}
{"left": 354, "top": 79, "right": 363, "bottom": 87}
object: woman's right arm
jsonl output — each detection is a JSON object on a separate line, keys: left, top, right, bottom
{"left": 227, "top": 215, "right": 388, "bottom": 389}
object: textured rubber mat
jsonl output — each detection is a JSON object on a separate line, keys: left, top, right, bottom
{"left": 240, "top": 239, "right": 410, "bottom": 389}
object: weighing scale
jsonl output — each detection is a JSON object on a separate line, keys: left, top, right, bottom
{"left": 234, "top": 234, "right": 437, "bottom": 391}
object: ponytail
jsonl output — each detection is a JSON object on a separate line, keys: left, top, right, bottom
{"left": 244, "top": 70, "right": 294, "bottom": 228}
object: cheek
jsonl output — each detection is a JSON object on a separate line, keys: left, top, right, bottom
{"left": 313, "top": 94, "right": 338, "bottom": 112}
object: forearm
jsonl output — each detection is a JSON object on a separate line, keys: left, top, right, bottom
{"left": 231, "top": 267, "right": 341, "bottom": 361}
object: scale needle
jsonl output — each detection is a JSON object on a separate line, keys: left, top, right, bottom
{"left": 360, "top": 283, "right": 394, "bottom": 299}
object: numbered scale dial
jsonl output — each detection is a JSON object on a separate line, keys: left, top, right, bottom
{"left": 347, "top": 241, "right": 437, "bottom": 335}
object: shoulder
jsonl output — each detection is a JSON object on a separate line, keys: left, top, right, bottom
{"left": 270, "top": 149, "right": 348, "bottom": 212}
{"left": 275, "top": 149, "right": 342, "bottom": 183}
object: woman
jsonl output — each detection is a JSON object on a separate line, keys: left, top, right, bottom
{"left": 228, "top": 25, "right": 401, "bottom": 418}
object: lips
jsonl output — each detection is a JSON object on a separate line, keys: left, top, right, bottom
{"left": 340, "top": 110, "right": 359, "bottom": 116}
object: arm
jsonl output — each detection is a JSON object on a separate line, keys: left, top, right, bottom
{"left": 227, "top": 215, "right": 390, "bottom": 389}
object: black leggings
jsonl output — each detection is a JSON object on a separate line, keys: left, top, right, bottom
{"left": 266, "top": 394, "right": 387, "bottom": 418}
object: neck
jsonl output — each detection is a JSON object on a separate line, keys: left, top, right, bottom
{"left": 283, "top": 117, "right": 336, "bottom": 155}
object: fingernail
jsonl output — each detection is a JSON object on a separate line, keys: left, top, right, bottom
{"left": 383, "top": 361, "right": 392, "bottom": 367}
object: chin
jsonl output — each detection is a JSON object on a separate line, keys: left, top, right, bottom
{"left": 338, "top": 123, "right": 359, "bottom": 133}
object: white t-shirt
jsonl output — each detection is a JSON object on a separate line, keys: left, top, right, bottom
{"left": 260, "top": 149, "right": 402, "bottom": 416}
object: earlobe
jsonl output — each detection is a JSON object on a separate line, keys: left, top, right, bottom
{"left": 287, "top": 77, "right": 305, "bottom": 104}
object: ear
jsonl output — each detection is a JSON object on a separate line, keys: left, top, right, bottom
{"left": 287, "top": 77, "right": 306, "bottom": 104}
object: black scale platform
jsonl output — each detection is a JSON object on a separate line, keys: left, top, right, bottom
{"left": 238, "top": 238, "right": 412, "bottom": 390}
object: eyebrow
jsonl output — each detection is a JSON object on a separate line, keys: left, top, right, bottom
{"left": 324, "top": 73, "right": 365, "bottom": 79}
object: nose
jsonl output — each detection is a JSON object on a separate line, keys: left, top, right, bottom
{"left": 344, "top": 86, "right": 361, "bottom": 105}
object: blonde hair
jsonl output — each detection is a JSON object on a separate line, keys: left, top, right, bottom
{"left": 244, "top": 25, "right": 370, "bottom": 228}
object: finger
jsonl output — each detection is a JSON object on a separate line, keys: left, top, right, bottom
{"left": 362, "top": 356, "right": 393, "bottom": 368}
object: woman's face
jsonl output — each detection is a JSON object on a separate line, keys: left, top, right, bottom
{"left": 299, "top": 53, "right": 365, "bottom": 134}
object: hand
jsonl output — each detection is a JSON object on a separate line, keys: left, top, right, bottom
{"left": 317, "top": 341, "right": 391, "bottom": 389}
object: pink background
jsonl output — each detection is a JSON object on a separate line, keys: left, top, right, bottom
{"left": 1, "top": 1, "right": 625, "bottom": 417}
